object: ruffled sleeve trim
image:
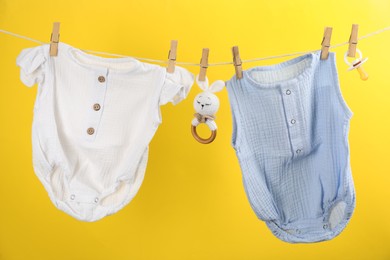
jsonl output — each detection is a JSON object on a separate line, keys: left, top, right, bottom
{"left": 16, "top": 45, "right": 47, "bottom": 87}
{"left": 159, "top": 66, "right": 194, "bottom": 106}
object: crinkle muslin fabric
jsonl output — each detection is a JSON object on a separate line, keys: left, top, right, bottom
{"left": 226, "top": 51, "right": 355, "bottom": 243}
{"left": 16, "top": 42, "right": 194, "bottom": 221}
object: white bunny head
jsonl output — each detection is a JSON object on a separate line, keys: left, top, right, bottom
{"left": 193, "top": 75, "right": 224, "bottom": 116}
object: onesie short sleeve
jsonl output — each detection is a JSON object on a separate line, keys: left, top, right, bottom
{"left": 16, "top": 46, "right": 46, "bottom": 87}
{"left": 159, "top": 66, "right": 194, "bottom": 105}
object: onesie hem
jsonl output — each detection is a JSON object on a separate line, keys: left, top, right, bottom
{"left": 32, "top": 146, "right": 150, "bottom": 222}
{"left": 265, "top": 196, "right": 355, "bottom": 243}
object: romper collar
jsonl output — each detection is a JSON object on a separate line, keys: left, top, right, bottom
{"left": 243, "top": 51, "right": 321, "bottom": 88}
{"left": 59, "top": 42, "right": 141, "bottom": 74}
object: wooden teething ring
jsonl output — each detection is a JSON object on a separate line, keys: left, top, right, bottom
{"left": 191, "top": 124, "right": 217, "bottom": 144}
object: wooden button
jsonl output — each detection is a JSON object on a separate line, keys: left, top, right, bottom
{"left": 98, "top": 76, "right": 105, "bottom": 83}
{"left": 87, "top": 127, "right": 95, "bottom": 135}
{"left": 93, "top": 103, "right": 101, "bottom": 111}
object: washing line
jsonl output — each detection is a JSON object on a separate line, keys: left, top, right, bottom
{"left": 1, "top": 26, "right": 390, "bottom": 66}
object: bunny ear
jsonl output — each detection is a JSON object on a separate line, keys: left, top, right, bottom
{"left": 195, "top": 74, "right": 209, "bottom": 91}
{"left": 209, "top": 80, "right": 225, "bottom": 93}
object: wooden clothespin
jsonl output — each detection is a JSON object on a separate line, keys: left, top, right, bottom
{"left": 232, "top": 46, "right": 243, "bottom": 79}
{"left": 320, "top": 27, "right": 333, "bottom": 60}
{"left": 344, "top": 24, "right": 368, "bottom": 80}
{"left": 49, "top": 22, "right": 60, "bottom": 57}
{"left": 198, "top": 48, "right": 209, "bottom": 81}
{"left": 347, "top": 24, "right": 359, "bottom": 57}
{"left": 167, "top": 40, "right": 178, "bottom": 73}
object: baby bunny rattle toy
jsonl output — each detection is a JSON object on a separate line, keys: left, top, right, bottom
{"left": 191, "top": 74, "right": 225, "bottom": 144}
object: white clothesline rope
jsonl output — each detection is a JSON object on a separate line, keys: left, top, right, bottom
{"left": 1, "top": 26, "right": 390, "bottom": 66}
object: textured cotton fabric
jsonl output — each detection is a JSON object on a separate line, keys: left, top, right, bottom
{"left": 226, "top": 51, "right": 355, "bottom": 243}
{"left": 16, "top": 42, "right": 194, "bottom": 222}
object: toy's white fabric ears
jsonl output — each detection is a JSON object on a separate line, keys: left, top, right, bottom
{"left": 209, "top": 80, "right": 225, "bottom": 93}
{"left": 195, "top": 75, "right": 225, "bottom": 93}
{"left": 195, "top": 74, "right": 209, "bottom": 91}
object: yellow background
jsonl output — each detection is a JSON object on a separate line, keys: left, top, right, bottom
{"left": 1, "top": 0, "right": 390, "bottom": 259}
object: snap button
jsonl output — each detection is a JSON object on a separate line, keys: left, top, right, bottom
{"left": 98, "top": 76, "right": 106, "bottom": 83}
{"left": 87, "top": 127, "right": 95, "bottom": 135}
{"left": 93, "top": 103, "right": 101, "bottom": 111}
{"left": 70, "top": 194, "right": 75, "bottom": 200}
{"left": 286, "top": 89, "right": 291, "bottom": 95}
{"left": 323, "top": 224, "right": 328, "bottom": 229}
{"left": 291, "top": 119, "right": 296, "bottom": 124}
{"left": 94, "top": 197, "right": 99, "bottom": 203}
{"left": 296, "top": 149, "right": 302, "bottom": 154}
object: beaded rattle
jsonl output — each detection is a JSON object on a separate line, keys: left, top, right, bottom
{"left": 191, "top": 75, "right": 224, "bottom": 144}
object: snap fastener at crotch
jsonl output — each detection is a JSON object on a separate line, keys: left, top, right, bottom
{"left": 328, "top": 201, "right": 347, "bottom": 229}
{"left": 67, "top": 191, "right": 101, "bottom": 205}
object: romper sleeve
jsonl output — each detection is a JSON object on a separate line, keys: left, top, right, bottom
{"left": 16, "top": 46, "right": 47, "bottom": 87}
{"left": 159, "top": 66, "right": 194, "bottom": 106}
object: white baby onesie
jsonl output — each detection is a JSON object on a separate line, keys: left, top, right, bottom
{"left": 16, "top": 42, "right": 194, "bottom": 222}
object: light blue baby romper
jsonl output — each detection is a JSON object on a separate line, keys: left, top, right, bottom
{"left": 226, "top": 51, "right": 355, "bottom": 243}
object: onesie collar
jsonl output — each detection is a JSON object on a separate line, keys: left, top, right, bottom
{"left": 243, "top": 51, "right": 321, "bottom": 88}
{"left": 59, "top": 42, "right": 141, "bottom": 74}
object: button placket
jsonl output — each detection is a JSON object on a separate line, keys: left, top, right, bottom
{"left": 280, "top": 83, "right": 305, "bottom": 157}
{"left": 84, "top": 70, "right": 109, "bottom": 141}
